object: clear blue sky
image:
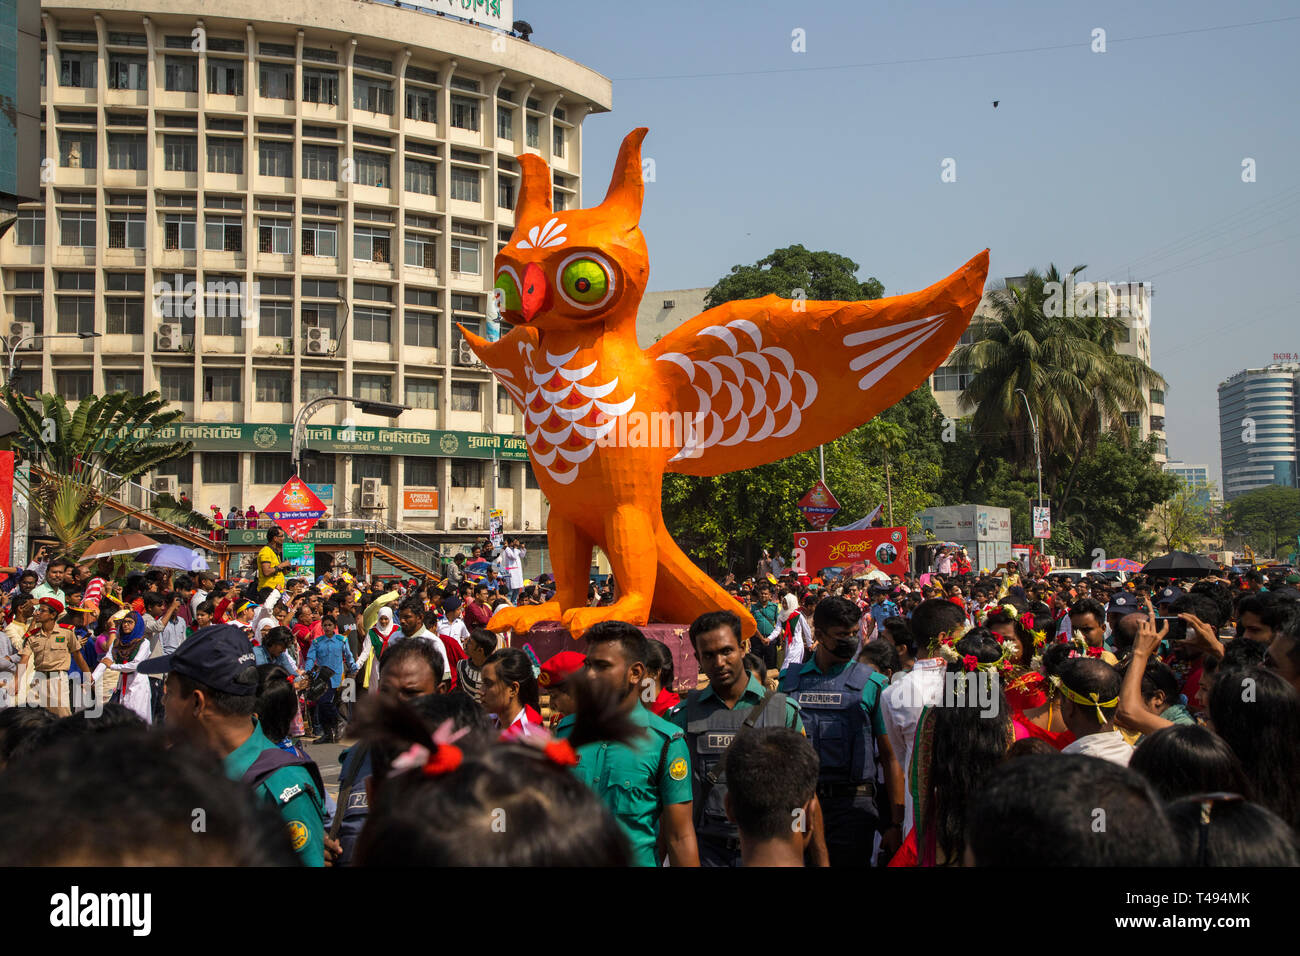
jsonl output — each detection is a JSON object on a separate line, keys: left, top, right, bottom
{"left": 516, "top": 0, "right": 1300, "bottom": 485}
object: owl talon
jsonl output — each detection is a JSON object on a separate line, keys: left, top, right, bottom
{"left": 561, "top": 599, "right": 651, "bottom": 639}
{"left": 488, "top": 602, "right": 562, "bottom": 635}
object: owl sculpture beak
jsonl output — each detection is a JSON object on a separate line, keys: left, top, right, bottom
{"left": 521, "top": 262, "right": 547, "bottom": 322}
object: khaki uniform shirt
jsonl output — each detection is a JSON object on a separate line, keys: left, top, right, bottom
{"left": 24, "top": 626, "right": 83, "bottom": 671}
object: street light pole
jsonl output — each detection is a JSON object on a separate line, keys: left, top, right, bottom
{"left": 1015, "top": 388, "right": 1045, "bottom": 564}
{"left": 291, "top": 395, "right": 410, "bottom": 473}
{"left": 4, "top": 332, "right": 103, "bottom": 385}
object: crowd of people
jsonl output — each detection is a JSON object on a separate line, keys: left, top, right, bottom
{"left": 0, "top": 533, "right": 1297, "bottom": 868}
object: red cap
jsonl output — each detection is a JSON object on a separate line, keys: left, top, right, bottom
{"left": 38, "top": 597, "right": 65, "bottom": 616}
{"left": 538, "top": 650, "right": 585, "bottom": 688}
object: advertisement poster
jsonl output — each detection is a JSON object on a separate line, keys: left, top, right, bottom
{"left": 792, "top": 526, "right": 909, "bottom": 578}
{"left": 489, "top": 509, "right": 504, "bottom": 550}
{"left": 797, "top": 480, "right": 841, "bottom": 529}
{"left": 265, "top": 477, "right": 327, "bottom": 541}
{"left": 307, "top": 483, "right": 334, "bottom": 506}
{"left": 1032, "top": 506, "right": 1052, "bottom": 539}
{"left": 11, "top": 462, "right": 27, "bottom": 565}
{"left": 403, "top": 489, "right": 439, "bottom": 515}
{"left": 283, "top": 541, "right": 316, "bottom": 571}
{"left": 0, "top": 451, "right": 12, "bottom": 566}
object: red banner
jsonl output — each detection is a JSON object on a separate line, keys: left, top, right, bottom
{"left": 0, "top": 451, "right": 11, "bottom": 566}
{"left": 264, "top": 476, "right": 327, "bottom": 542}
{"left": 797, "top": 479, "right": 841, "bottom": 529}
{"left": 793, "top": 526, "right": 909, "bottom": 578}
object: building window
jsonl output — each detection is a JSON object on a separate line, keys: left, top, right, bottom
{"left": 56, "top": 297, "right": 94, "bottom": 335}
{"left": 404, "top": 157, "right": 437, "bottom": 196}
{"left": 207, "top": 139, "right": 244, "bottom": 175}
{"left": 353, "top": 306, "right": 391, "bottom": 342}
{"left": 107, "top": 212, "right": 146, "bottom": 249}
{"left": 255, "top": 369, "right": 291, "bottom": 403}
{"left": 498, "top": 462, "right": 512, "bottom": 487}
{"left": 11, "top": 370, "right": 42, "bottom": 396}
{"left": 106, "top": 297, "right": 144, "bottom": 334}
{"left": 354, "top": 150, "right": 390, "bottom": 188}
{"left": 205, "top": 216, "right": 243, "bottom": 253}
{"left": 526, "top": 116, "right": 539, "bottom": 148}
{"left": 259, "top": 64, "right": 293, "bottom": 99}
{"left": 451, "top": 460, "right": 483, "bottom": 488}
{"left": 405, "top": 377, "right": 438, "bottom": 408}
{"left": 404, "top": 232, "right": 436, "bottom": 269}
{"left": 258, "top": 301, "right": 292, "bottom": 337}
{"left": 302, "top": 144, "right": 338, "bottom": 182}
{"left": 450, "top": 96, "right": 479, "bottom": 131}
{"left": 107, "top": 133, "right": 147, "bottom": 170}
{"left": 165, "top": 56, "right": 198, "bottom": 92}
{"left": 497, "top": 385, "right": 515, "bottom": 415}
{"left": 157, "top": 454, "right": 195, "bottom": 484}
{"left": 164, "top": 214, "right": 197, "bottom": 250}
{"left": 11, "top": 294, "right": 45, "bottom": 334}
{"left": 302, "top": 68, "right": 339, "bottom": 105}
{"left": 164, "top": 135, "right": 198, "bottom": 172}
{"left": 406, "top": 87, "right": 436, "bottom": 123}
{"left": 301, "top": 371, "right": 337, "bottom": 402}
{"left": 203, "top": 369, "right": 242, "bottom": 402}
{"left": 202, "top": 453, "right": 239, "bottom": 484}
{"left": 301, "top": 303, "right": 337, "bottom": 337}
{"left": 104, "top": 370, "right": 143, "bottom": 394}
{"left": 208, "top": 59, "right": 244, "bottom": 95}
{"left": 60, "top": 52, "right": 97, "bottom": 88}
{"left": 108, "top": 54, "right": 148, "bottom": 90}
{"left": 525, "top": 464, "right": 540, "bottom": 489}
{"left": 258, "top": 217, "right": 292, "bottom": 254}
{"left": 450, "top": 167, "right": 480, "bottom": 203}
{"left": 450, "top": 238, "right": 480, "bottom": 275}
{"left": 354, "top": 373, "right": 392, "bottom": 402}
{"left": 55, "top": 370, "right": 93, "bottom": 400}
{"left": 253, "top": 453, "right": 293, "bottom": 485}
{"left": 353, "top": 77, "right": 393, "bottom": 114}
{"left": 1122, "top": 412, "right": 1141, "bottom": 429}
{"left": 404, "top": 457, "right": 438, "bottom": 487}
{"left": 497, "top": 106, "right": 512, "bottom": 139}
{"left": 302, "top": 220, "right": 338, "bottom": 257}
{"left": 498, "top": 176, "right": 515, "bottom": 210}
{"left": 59, "top": 211, "right": 96, "bottom": 247}
{"left": 352, "top": 456, "right": 390, "bottom": 484}
{"left": 931, "top": 366, "right": 970, "bottom": 392}
{"left": 258, "top": 140, "right": 293, "bottom": 177}
{"left": 16, "top": 210, "right": 44, "bottom": 246}
{"left": 353, "top": 226, "right": 390, "bottom": 264}
{"left": 450, "top": 382, "right": 480, "bottom": 412}
{"left": 404, "top": 311, "right": 438, "bottom": 349}
{"left": 59, "top": 131, "right": 96, "bottom": 169}
{"left": 553, "top": 126, "right": 565, "bottom": 157}
{"left": 1150, "top": 389, "right": 1165, "bottom": 405}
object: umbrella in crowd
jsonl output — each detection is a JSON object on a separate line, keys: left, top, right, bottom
{"left": 1140, "top": 551, "right": 1218, "bottom": 578}
{"left": 80, "top": 532, "right": 159, "bottom": 561}
{"left": 1103, "top": 558, "right": 1144, "bottom": 573}
{"left": 135, "top": 544, "right": 210, "bottom": 573}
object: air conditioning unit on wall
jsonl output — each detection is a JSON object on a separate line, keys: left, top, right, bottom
{"left": 454, "top": 516, "right": 472, "bottom": 529}
{"left": 360, "top": 477, "right": 384, "bottom": 509}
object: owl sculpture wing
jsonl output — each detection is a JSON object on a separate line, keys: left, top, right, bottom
{"left": 459, "top": 323, "right": 540, "bottom": 412}
{"left": 647, "top": 250, "right": 989, "bottom": 476}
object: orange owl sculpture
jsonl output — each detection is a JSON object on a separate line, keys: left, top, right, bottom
{"left": 461, "top": 128, "right": 989, "bottom": 639}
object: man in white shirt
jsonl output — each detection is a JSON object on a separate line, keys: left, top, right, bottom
{"left": 879, "top": 599, "right": 968, "bottom": 835}
{"left": 499, "top": 539, "right": 526, "bottom": 603}
{"left": 190, "top": 571, "right": 216, "bottom": 618}
{"left": 1056, "top": 657, "right": 1134, "bottom": 767}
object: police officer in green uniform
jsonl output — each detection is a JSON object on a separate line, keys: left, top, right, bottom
{"left": 141, "top": 624, "right": 326, "bottom": 866}
{"left": 779, "top": 596, "right": 905, "bottom": 867}
{"left": 668, "top": 610, "right": 816, "bottom": 866}
{"left": 555, "top": 621, "right": 699, "bottom": 867}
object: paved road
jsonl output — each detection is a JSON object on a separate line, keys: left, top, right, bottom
{"left": 298, "top": 738, "right": 349, "bottom": 801}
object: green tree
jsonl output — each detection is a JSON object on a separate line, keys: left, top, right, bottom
{"left": 3, "top": 387, "right": 199, "bottom": 556}
{"left": 1226, "top": 486, "right": 1300, "bottom": 559}
{"left": 951, "top": 265, "right": 1166, "bottom": 519}
{"left": 704, "top": 244, "right": 883, "bottom": 309}
{"left": 862, "top": 419, "right": 906, "bottom": 526}
{"left": 1150, "top": 480, "right": 1214, "bottom": 552}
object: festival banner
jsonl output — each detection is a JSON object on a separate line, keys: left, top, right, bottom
{"left": 798, "top": 480, "right": 841, "bottom": 529}
{"left": 1032, "top": 506, "right": 1052, "bottom": 539}
{"left": 792, "top": 526, "right": 909, "bottom": 578}
{"left": 283, "top": 542, "right": 316, "bottom": 571}
{"left": 0, "top": 451, "right": 13, "bottom": 566}
{"left": 264, "top": 477, "right": 328, "bottom": 541}
{"left": 11, "top": 462, "right": 27, "bottom": 565}
{"left": 489, "top": 509, "right": 504, "bottom": 550}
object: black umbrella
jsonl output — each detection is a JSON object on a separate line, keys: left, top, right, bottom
{"left": 1140, "top": 551, "right": 1217, "bottom": 578}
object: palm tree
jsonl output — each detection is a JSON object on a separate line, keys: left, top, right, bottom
{"left": 3, "top": 386, "right": 198, "bottom": 556}
{"left": 953, "top": 264, "right": 1166, "bottom": 519}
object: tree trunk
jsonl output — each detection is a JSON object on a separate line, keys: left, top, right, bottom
{"left": 885, "top": 453, "right": 894, "bottom": 526}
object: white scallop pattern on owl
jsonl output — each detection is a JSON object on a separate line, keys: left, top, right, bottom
{"left": 515, "top": 217, "right": 567, "bottom": 250}
{"left": 493, "top": 340, "right": 635, "bottom": 486}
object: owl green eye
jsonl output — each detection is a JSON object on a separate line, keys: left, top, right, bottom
{"left": 494, "top": 270, "right": 522, "bottom": 312}
{"left": 558, "top": 255, "right": 613, "bottom": 309}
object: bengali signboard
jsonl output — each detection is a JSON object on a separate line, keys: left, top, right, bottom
{"left": 227, "top": 528, "right": 364, "bottom": 546}
{"left": 307, "top": 483, "right": 334, "bottom": 505}
{"left": 283, "top": 541, "right": 316, "bottom": 571}
{"left": 792, "top": 527, "right": 909, "bottom": 579}
{"left": 403, "top": 0, "right": 513, "bottom": 32}
{"left": 264, "top": 477, "right": 327, "bottom": 541}
{"left": 114, "top": 423, "right": 530, "bottom": 460}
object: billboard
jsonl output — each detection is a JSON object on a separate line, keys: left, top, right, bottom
{"left": 403, "top": 488, "right": 439, "bottom": 515}
{"left": 402, "top": 0, "right": 513, "bottom": 32}
{"left": 792, "top": 526, "right": 909, "bottom": 579}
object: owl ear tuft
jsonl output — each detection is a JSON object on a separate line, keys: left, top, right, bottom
{"left": 596, "top": 127, "right": 648, "bottom": 228}
{"left": 516, "top": 153, "right": 553, "bottom": 219}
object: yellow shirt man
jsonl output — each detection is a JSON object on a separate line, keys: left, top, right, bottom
{"left": 257, "top": 532, "right": 289, "bottom": 591}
